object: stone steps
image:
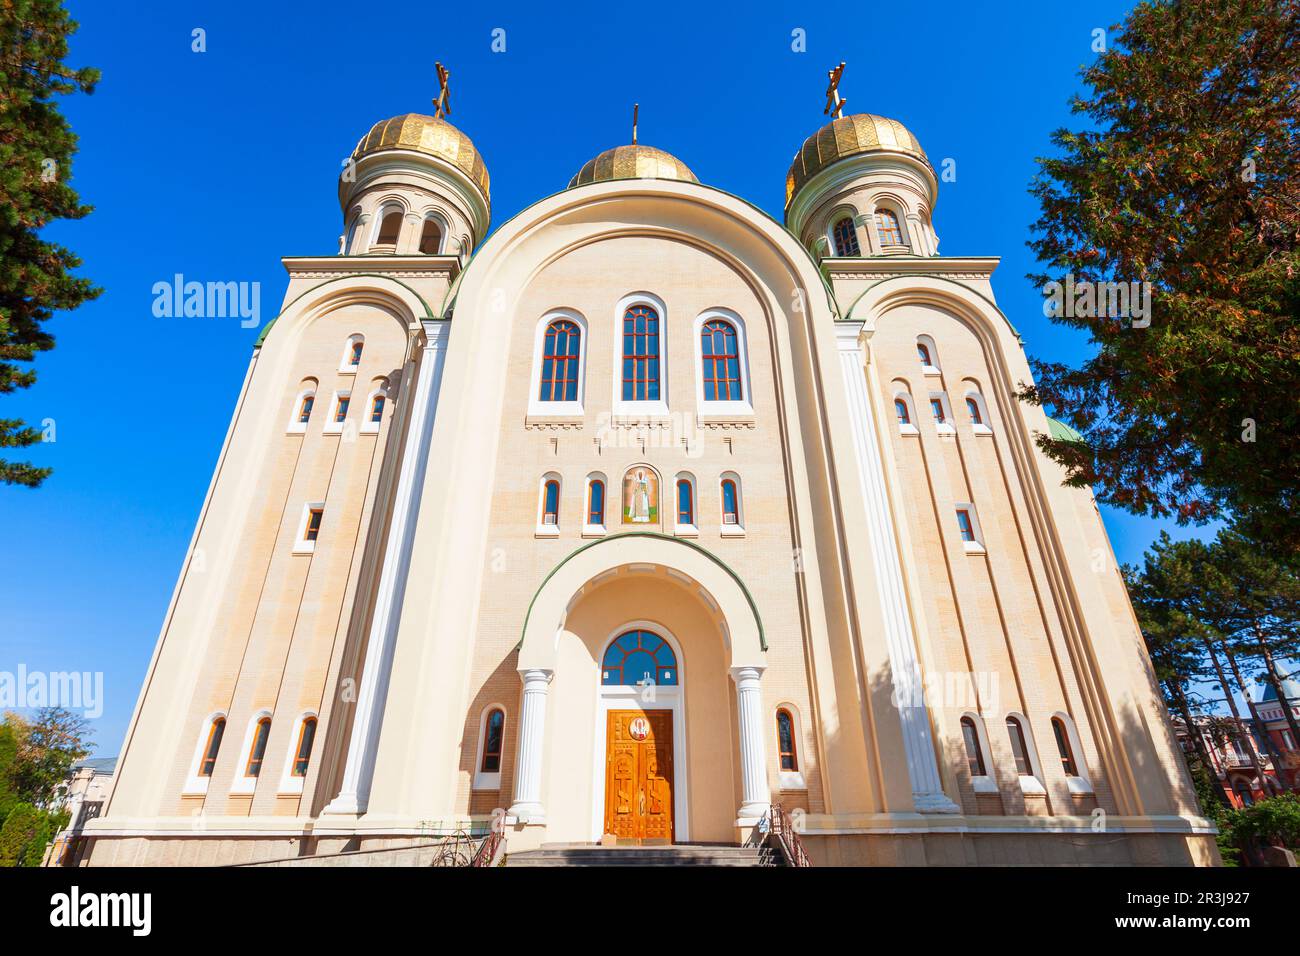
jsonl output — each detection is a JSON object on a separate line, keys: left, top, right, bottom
{"left": 505, "top": 843, "right": 779, "bottom": 867}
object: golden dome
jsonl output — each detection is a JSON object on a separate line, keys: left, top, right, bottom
{"left": 351, "top": 113, "right": 490, "bottom": 203}
{"left": 568, "top": 144, "right": 697, "bottom": 189}
{"left": 785, "top": 113, "right": 929, "bottom": 208}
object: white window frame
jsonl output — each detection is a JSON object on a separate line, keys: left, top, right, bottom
{"left": 231, "top": 710, "right": 273, "bottom": 795}
{"left": 916, "top": 334, "right": 942, "bottom": 376}
{"left": 1051, "top": 711, "right": 1094, "bottom": 794}
{"left": 673, "top": 472, "right": 699, "bottom": 537}
{"left": 339, "top": 334, "right": 365, "bottom": 374}
{"left": 293, "top": 501, "right": 325, "bottom": 555}
{"left": 929, "top": 391, "right": 956, "bottom": 435}
{"left": 960, "top": 712, "right": 998, "bottom": 793}
{"left": 472, "top": 703, "right": 508, "bottom": 791}
{"left": 536, "top": 472, "right": 562, "bottom": 537}
{"left": 719, "top": 471, "right": 745, "bottom": 536}
{"left": 369, "top": 202, "right": 405, "bottom": 250}
{"left": 1007, "top": 712, "right": 1047, "bottom": 795}
{"left": 287, "top": 385, "right": 317, "bottom": 435}
{"left": 612, "top": 291, "right": 669, "bottom": 418}
{"left": 693, "top": 308, "right": 754, "bottom": 418}
{"left": 582, "top": 472, "right": 608, "bottom": 537}
{"left": 183, "top": 711, "right": 228, "bottom": 795}
{"left": 825, "top": 205, "right": 862, "bottom": 258}
{"left": 417, "top": 211, "right": 447, "bottom": 255}
{"left": 954, "top": 501, "right": 986, "bottom": 554}
{"left": 874, "top": 202, "right": 912, "bottom": 252}
{"left": 528, "top": 308, "right": 588, "bottom": 417}
{"left": 775, "top": 702, "right": 807, "bottom": 791}
{"left": 361, "top": 380, "right": 389, "bottom": 434}
{"left": 964, "top": 390, "right": 993, "bottom": 435}
{"left": 892, "top": 390, "right": 920, "bottom": 436}
{"left": 324, "top": 390, "right": 351, "bottom": 435}
{"left": 278, "top": 711, "right": 318, "bottom": 795}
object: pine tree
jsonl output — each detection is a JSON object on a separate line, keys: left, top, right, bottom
{"left": 0, "top": 0, "right": 100, "bottom": 486}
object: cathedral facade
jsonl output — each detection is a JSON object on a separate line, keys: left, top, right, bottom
{"left": 84, "top": 106, "right": 1216, "bottom": 865}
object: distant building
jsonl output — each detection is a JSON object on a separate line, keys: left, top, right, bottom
{"left": 47, "top": 757, "right": 116, "bottom": 867}
{"left": 1248, "top": 679, "right": 1300, "bottom": 791}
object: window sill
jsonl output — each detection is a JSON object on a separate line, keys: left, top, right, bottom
{"left": 778, "top": 771, "right": 806, "bottom": 790}
{"left": 972, "top": 775, "right": 998, "bottom": 794}
{"left": 338, "top": 367, "right": 357, "bottom": 375}
{"left": 286, "top": 424, "right": 307, "bottom": 436}
{"left": 935, "top": 423, "right": 956, "bottom": 436}
{"left": 922, "top": 365, "right": 942, "bottom": 376}
{"left": 674, "top": 525, "right": 699, "bottom": 538}
{"left": 278, "top": 777, "right": 306, "bottom": 796}
{"left": 535, "top": 526, "right": 560, "bottom": 538}
{"left": 611, "top": 401, "right": 670, "bottom": 420}
{"left": 526, "top": 405, "right": 584, "bottom": 421}
{"left": 360, "top": 423, "right": 380, "bottom": 434}
{"left": 720, "top": 526, "right": 746, "bottom": 537}
{"left": 962, "top": 541, "right": 986, "bottom": 555}
{"left": 581, "top": 525, "right": 606, "bottom": 538}
{"left": 473, "top": 772, "right": 502, "bottom": 791}
{"left": 231, "top": 776, "right": 258, "bottom": 795}
{"left": 1066, "top": 776, "right": 1094, "bottom": 795}
{"left": 972, "top": 424, "right": 993, "bottom": 436}
{"left": 898, "top": 424, "right": 920, "bottom": 436}
{"left": 1018, "top": 775, "right": 1047, "bottom": 795}
{"left": 322, "top": 424, "right": 346, "bottom": 435}
{"left": 182, "top": 778, "right": 210, "bottom": 796}
{"left": 698, "top": 404, "right": 754, "bottom": 421}
{"left": 292, "top": 541, "right": 317, "bottom": 555}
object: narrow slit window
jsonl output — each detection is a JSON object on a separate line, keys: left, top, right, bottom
{"left": 777, "top": 709, "right": 798, "bottom": 771}
{"left": 199, "top": 717, "right": 225, "bottom": 777}
{"left": 930, "top": 398, "right": 946, "bottom": 423}
{"left": 370, "top": 394, "right": 385, "bottom": 423}
{"left": 1052, "top": 717, "right": 1079, "bottom": 777}
{"left": 245, "top": 717, "right": 271, "bottom": 777}
{"left": 587, "top": 480, "right": 605, "bottom": 526}
{"left": 305, "top": 508, "right": 324, "bottom": 542}
{"left": 349, "top": 341, "right": 363, "bottom": 366}
{"left": 721, "top": 479, "right": 739, "bottom": 525}
{"left": 917, "top": 342, "right": 933, "bottom": 367}
{"left": 677, "top": 479, "right": 694, "bottom": 526}
{"left": 956, "top": 509, "right": 975, "bottom": 542}
{"left": 292, "top": 717, "right": 317, "bottom": 777}
{"left": 1007, "top": 717, "right": 1033, "bottom": 776}
{"left": 895, "top": 398, "right": 910, "bottom": 425}
{"left": 297, "top": 395, "right": 314, "bottom": 424}
{"left": 481, "top": 709, "right": 504, "bottom": 773}
{"left": 542, "top": 480, "right": 559, "bottom": 526}
{"left": 960, "top": 716, "right": 986, "bottom": 777}
{"left": 334, "top": 395, "right": 350, "bottom": 422}
{"left": 966, "top": 398, "right": 983, "bottom": 425}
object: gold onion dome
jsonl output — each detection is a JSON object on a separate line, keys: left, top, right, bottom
{"left": 568, "top": 144, "right": 698, "bottom": 189}
{"left": 351, "top": 113, "right": 490, "bottom": 203}
{"left": 786, "top": 113, "right": 929, "bottom": 208}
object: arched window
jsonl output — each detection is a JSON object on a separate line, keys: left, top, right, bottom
{"left": 602, "top": 629, "right": 678, "bottom": 686}
{"left": 622, "top": 304, "right": 660, "bottom": 401}
{"left": 297, "top": 394, "right": 314, "bottom": 424}
{"left": 539, "top": 320, "right": 581, "bottom": 402}
{"left": 480, "top": 708, "right": 504, "bottom": 773}
{"left": 587, "top": 478, "right": 605, "bottom": 526}
{"left": 894, "top": 398, "right": 910, "bottom": 425}
{"left": 376, "top": 209, "right": 402, "bottom": 247}
{"left": 776, "top": 708, "right": 799, "bottom": 771}
{"left": 676, "top": 478, "right": 695, "bottom": 526}
{"left": 917, "top": 342, "right": 933, "bottom": 367}
{"left": 876, "top": 208, "right": 904, "bottom": 247}
{"left": 966, "top": 397, "right": 982, "bottom": 425}
{"left": 721, "top": 477, "right": 740, "bottom": 526}
{"left": 1051, "top": 716, "right": 1079, "bottom": 777}
{"left": 930, "top": 397, "right": 946, "bottom": 423}
{"left": 1006, "top": 716, "right": 1033, "bottom": 776}
{"left": 199, "top": 717, "right": 225, "bottom": 777}
{"left": 541, "top": 478, "right": 560, "bottom": 526}
{"left": 369, "top": 394, "right": 385, "bottom": 423}
{"left": 244, "top": 717, "right": 271, "bottom": 777}
{"left": 700, "top": 319, "right": 742, "bottom": 402}
{"left": 956, "top": 508, "right": 975, "bottom": 542}
{"left": 333, "top": 393, "right": 350, "bottom": 423}
{"left": 348, "top": 340, "right": 364, "bottom": 366}
{"left": 832, "top": 216, "right": 860, "bottom": 257}
{"left": 292, "top": 717, "right": 317, "bottom": 777}
{"left": 418, "top": 218, "right": 442, "bottom": 254}
{"left": 960, "top": 716, "right": 987, "bottom": 777}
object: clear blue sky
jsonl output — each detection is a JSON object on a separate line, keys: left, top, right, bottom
{"left": 2, "top": 0, "right": 1224, "bottom": 757}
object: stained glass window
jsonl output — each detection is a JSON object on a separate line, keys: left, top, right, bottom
{"left": 622, "top": 305, "right": 660, "bottom": 401}
{"left": 701, "top": 319, "right": 742, "bottom": 401}
{"left": 602, "top": 629, "right": 678, "bottom": 686}
{"left": 540, "top": 320, "right": 581, "bottom": 402}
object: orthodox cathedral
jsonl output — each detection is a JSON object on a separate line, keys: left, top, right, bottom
{"left": 82, "top": 70, "right": 1215, "bottom": 865}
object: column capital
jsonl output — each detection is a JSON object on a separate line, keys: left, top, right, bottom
{"left": 421, "top": 318, "right": 451, "bottom": 350}
{"left": 729, "top": 664, "right": 766, "bottom": 687}
{"left": 833, "top": 321, "right": 867, "bottom": 351}
{"left": 520, "top": 667, "right": 554, "bottom": 688}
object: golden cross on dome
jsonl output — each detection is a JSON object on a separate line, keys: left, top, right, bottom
{"left": 824, "top": 61, "right": 847, "bottom": 118}
{"left": 432, "top": 62, "right": 452, "bottom": 119}
{"left": 632, "top": 103, "right": 639, "bottom": 145}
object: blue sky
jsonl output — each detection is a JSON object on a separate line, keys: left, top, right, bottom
{"left": 2, "top": 0, "right": 1227, "bottom": 757}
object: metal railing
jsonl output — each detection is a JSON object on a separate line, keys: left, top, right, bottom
{"left": 767, "top": 803, "right": 812, "bottom": 867}
{"left": 470, "top": 828, "right": 505, "bottom": 867}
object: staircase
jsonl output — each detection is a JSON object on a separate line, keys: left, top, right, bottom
{"left": 506, "top": 843, "right": 780, "bottom": 867}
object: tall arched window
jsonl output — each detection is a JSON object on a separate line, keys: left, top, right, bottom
{"left": 917, "top": 343, "right": 933, "bottom": 367}
{"left": 832, "top": 216, "right": 860, "bottom": 257}
{"left": 700, "top": 319, "right": 742, "bottom": 402}
{"left": 541, "top": 478, "right": 560, "bottom": 526}
{"left": 292, "top": 717, "right": 317, "bottom": 777}
{"left": 602, "top": 629, "right": 678, "bottom": 686}
{"left": 375, "top": 209, "right": 403, "bottom": 247}
{"left": 539, "top": 320, "right": 581, "bottom": 402}
{"left": 480, "top": 708, "right": 505, "bottom": 773}
{"left": 776, "top": 708, "right": 799, "bottom": 771}
{"left": 622, "top": 304, "right": 661, "bottom": 401}
{"left": 876, "top": 208, "right": 904, "bottom": 247}
{"left": 676, "top": 478, "right": 695, "bottom": 526}
{"left": 348, "top": 340, "right": 364, "bottom": 366}
{"left": 894, "top": 398, "right": 910, "bottom": 425}
{"left": 418, "top": 218, "right": 442, "bottom": 254}
{"left": 199, "top": 717, "right": 225, "bottom": 777}
{"left": 966, "top": 397, "right": 983, "bottom": 425}
{"left": 721, "top": 477, "right": 740, "bottom": 526}
{"left": 587, "top": 478, "right": 605, "bottom": 526}
{"left": 1006, "top": 716, "right": 1033, "bottom": 776}
{"left": 297, "top": 394, "right": 315, "bottom": 424}
{"left": 370, "top": 394, "right": 385, "bottom": 423}
{"left": 1051, "top": 716, "right": 1079, "bottom": 777}
{"left": 245, "top": 717, "right": 271, "bottom": 777}
{"left": 960, "top": 716, "right": 987, "bottom": 777}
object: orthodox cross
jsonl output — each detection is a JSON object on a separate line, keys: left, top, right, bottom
{"left": 632, "top": 103, "right": 639, "bottom": 145}
{"left": 824, "top": 62, "right": 847, "bottom": 118}
{"left": 432, "top": 62, "right": 452, "bottom": 119}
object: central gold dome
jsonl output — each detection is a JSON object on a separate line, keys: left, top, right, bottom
{"left": 786, "top": 113, "right": 929, "bottom": 209}
{"left": 351, "top": 113, "right": 490, "bottom": 203}
{"left": 568, "top": 144, "right": 697, "bottom": 189}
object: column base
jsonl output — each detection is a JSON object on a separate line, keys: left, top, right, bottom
{"left": 914, "top": 790, "right": 961, "bottom": 814}
{"left": 507, "top": 802, "right": 546, "bottom": 825}
{"left": 321, "top": 792, "right": 364, "bottom": 816}
{"left": 735, "top": 801, "right": 770, "bottom": 828}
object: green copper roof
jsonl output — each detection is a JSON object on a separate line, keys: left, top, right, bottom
{"left": 1047, "top": 416, "right": 1084, "bottom": 443}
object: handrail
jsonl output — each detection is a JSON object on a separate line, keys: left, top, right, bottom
{"left": 768, "top": 803, "right": 812, "bottom": 867}
{"left": 471, "top": 828, "right": 504, "bottom": 867}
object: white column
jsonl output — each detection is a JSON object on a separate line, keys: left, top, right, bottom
{"left": 731, "top": 665, "right": 771, "bottom": 824}
{"left": 323, "top": 320, "right": 450, "bottom": 815}
{"left": 834, "top": 322, "right": 960, "bottom": 813}
{"left": 507, "top": 668, "right": 553, "bottom": 823}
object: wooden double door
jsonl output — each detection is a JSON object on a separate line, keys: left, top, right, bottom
{"left": 603, "top": 710, "right": 674, "bottom": 843}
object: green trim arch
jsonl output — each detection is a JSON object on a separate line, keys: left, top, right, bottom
{"left": 515, "top": 531, "right": 767, "bottom": 656}
{"left": 843, "top": 271, "right": 1022, "bottom": 342}
{"left": 253, "top": 273, "right": 438, "bottom": 349}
